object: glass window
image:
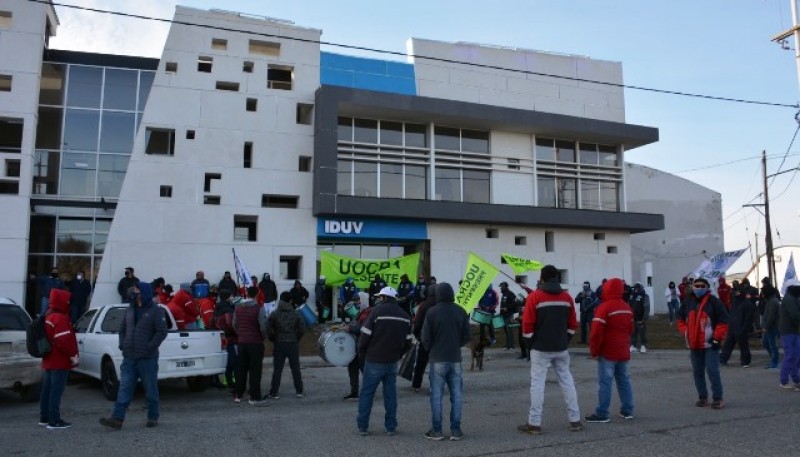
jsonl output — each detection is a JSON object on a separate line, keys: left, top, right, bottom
{"left": 66, "top": 66, "right": 103, "bottom": 108}
{"left": 39, "top": 63, "right": 66, "bottom": 105}
{"left": 462, "top": 129, "right": 489, "bottom": 153}
{"left": 337, "top": 117, "right": 353, "bottom": 142}
{"left": 32, "top": 150, "right": 60, "bottom": 195}
{"left": 353, "top": 161, "right": 377, "bottom": 197}
{"left": 97, "top": 154, "right": 129, "bottom": 198}
{"left": 599, "top": 145, "right": 617, "bottom": 167}
{"left": 337, "top": 160, "right": 351, "bottom": 195}
{"left": 103, "top": 69, "right": 138, "bottom": 111}
{"left": 405, "top": 165, "right": 427, "bottom": 200}
{"left": 537, "top": 177, "right": 556, "bottom": 207}
{"left": 333, "top": 244, "right": 360, "bottom": 258}
{"left": 535, "top": 138, "right": 555, "bottom": 161}
{"left": 558, "top": 178, "right": 577, "bottom": 209}
{"left": 579, "top": 143, "right": 599, "bottom": 165}
{"left": 380, "top": 121, "right": 403, "bottom": 146}
{"left": 580, "top": 180, "right": 601, "bottom": 210}
{"left": 94, "top": 219, "right": 111, "bottom": 254}
{"left": 434, "top": 126, "right": 460, "bottom": 151}
{"left": 74, "top": 309, "right": 97, "bottom": 333}
{"left": 144, "top": 128, "right": 175, "bottom": 155}
{"left": 405, "top": 123, "right": 427, "bottom": 148}
{"left": 353, "top": 118, "right": 378, "bottom": 143}
{"left": 138, "top": 71, "right": 155, "bottom": 111}
{"left": 60, "top": 152, "right": 97, "bottom": 197}
{"left": 555, "top": 140, "right": 575, "bottom": 162}
{"left": 35, "top": 107, "right": 62, "bottom": 149}
{"left": 0, "top": 118, "right": 23, "bottom": 153}
{"left": 63, "top": 109, "right": 99, "bottom": 151}
{"left": 100, "top": 111, "right": 135, "bottom": 153}
{"left": 601, "top": 181, "right": 619, "bottom": 211}
{"left": 361, "top": 245, "right": 388, "bottom": 260}
{"left": 100, "top": 307, "right": 126, "bottom": 333}
{"left": 29, "top": 215, "right": 56, "bottom": 253}
{"left": 435, "top": 167, "right": 460, "bottom": 201}
{"left": 57, "top": 218, "right": 93, "bottom": 254}
{"left": 380, "top": 163, "right": 402, "bottom": 198}
{"left": 463, "top": 170, "right": 490, "bottom": 203}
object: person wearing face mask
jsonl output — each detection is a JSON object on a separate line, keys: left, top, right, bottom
{"left": 116, "top": 267, "right": 138, "bottom": 303}
{"left": 69, "top": 270, "right": 92, "bottom": 324}
{"left": 664, "top": 281, "right": 679, "bottom": 325}
{"left": 575, "top": 281, "right": 598, "bottom": 345}
{"left": 677, "top": 278, "right": 729, "bottom": 409}
{"left": 218, "top": 271, "right": 237, "bottom": 297}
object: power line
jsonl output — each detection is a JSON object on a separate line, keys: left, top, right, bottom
{"left": 33, "top": 0, "right": 800, "bottom": 109}
{"left": 673, "top": 152, "right": 800, "bottom": 174}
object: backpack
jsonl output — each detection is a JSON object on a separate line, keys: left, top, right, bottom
{"left": 26, "top": 314, "right": 51, "bottom": 358}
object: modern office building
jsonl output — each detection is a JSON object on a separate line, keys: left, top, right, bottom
{"left": 0, "top": 1, "right": 722, "bottom": 316}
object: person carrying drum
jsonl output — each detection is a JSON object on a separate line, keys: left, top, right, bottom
{"left": 477, "top": 285, "right": 498, "bottom": 346}
{"left": 315, "top": 275, "right": 332, "bottom": 324}
{"left": 339, "top": 277, "right": 359, "bottom": 322}
{"left": 396, "top": 274, "right": 415, "bottom": 316}
{"left": 499, "top": 282, "right": 519, "bottom": 350}
{"left": 343, "top": 294, "right": 370, "bottom": 400}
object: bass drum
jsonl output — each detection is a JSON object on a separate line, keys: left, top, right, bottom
{"left": 318, "top": 330, "right": 357, "bottom": 367}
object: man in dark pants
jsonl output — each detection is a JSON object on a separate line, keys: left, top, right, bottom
{"left": 412, "top": 285, "right": 437, "bottom": 392}
{"left": 68, "top": 270, "right": 92, "bottom": 324}
{"left": 720, "top": 280, "right": 755, "bottom": 367}
{"left": 232, "top": 287, "right": 268, "bottom": 405}
{"left": 267, "top": 292, "right": 306, "bottom": 399}
{"left": 575, "top": 281, "right": 598, "bottom": 345}
{"left": 343, "top": 295, "right": 369, "bottom": 400}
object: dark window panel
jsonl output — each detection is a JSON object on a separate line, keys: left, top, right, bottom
{"left": 35, "top": 107, "right": 62, "bottom": 150}
{"left": 100, "top": 111, "right": 135, "bottom": 153}
{"left": 434, "top": 126, "right": 460, "bottom": 151}
{"left": 66, "top": 66, "right": 103, "bottom": 108}
{"left": 39, "top": 63, "right": 66, "bottom": 105}
{"left": 63, "top": 109, "right": 99, "bottom": 151}
{"left": 103, "top": 68, "right": 138, "bottom": 111}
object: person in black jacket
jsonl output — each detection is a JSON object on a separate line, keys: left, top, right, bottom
{"left": 629, "top": 283, "right": 650, "bottom": 353}
{"left": 267, "top": 292, "right": 306, "bottom": 399}
{"left": 575, "top": 281, "right": 598, "bottom": 345}
{"left": 218, "top": 271, "right": 237, "bottom": 296}
{"left": 356, "top": 287, "right": 411, "bottom": 436}
{"left": 315, "top": 275, "right": 332, "bottom": 323}
{"left": 412, "top": 284, "right": 437, "bottom": 392}
{"left": 289, "top": 280, "right": 309, "bottom": 309}
{"left": 368, "top": 274, "right": 388, "bottom": 306}
{"left": 259, "top": 273, "right": 278, "bottom": 309}
{"left": 720, "top": 280, "right": 756, "bottom": 367}
{"left": 499, "top": 282, "right": 519, "bottom": 349}
{"left": 68, "top": 270, "right": 92, "bottom": 324}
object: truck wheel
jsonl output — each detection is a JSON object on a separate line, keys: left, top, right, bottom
{"left": 101, "top": 359, "right": 119, "bottom": 401}
{"left": 186, "top": 375, "right": 209, "bottom": 392}
{"left": 19, "top": 383, "right": 40, "bottom": 402}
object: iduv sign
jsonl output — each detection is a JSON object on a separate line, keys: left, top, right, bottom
{"left": 317, "top": 218, "right": 427, "bottom": 240}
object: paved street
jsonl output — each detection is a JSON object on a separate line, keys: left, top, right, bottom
{"left": 1, "top": 347, "right": 798, "bottom": 456}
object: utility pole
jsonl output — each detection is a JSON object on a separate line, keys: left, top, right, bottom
{"left": 762, "top": 151, "right": 777, "bottom": 284}
{"left": 772, "top": 0, "right": 800, "bottom": 91}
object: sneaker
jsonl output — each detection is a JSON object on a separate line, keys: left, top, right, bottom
{"left": 359, "top": 428, "right": 369, "bottom": 436}
{"left": 233, "top": 396, "right": 242, "bottom": 403}
{"left": 38, "top": 418, "right": 49, "bottom": 427}
{"left": 412, "top": 387, "right": 420, "bottom": 393}
{"left": 489, "top": 338, "right": 496, "bottom": 346}
{"left": 46, "top": 420, "right": 71, "bottom": 430}
{"left": 742, "top": 364, "right": 750, "bottom": 369}
{"left": 386, "top": 430, "right": 396, "bottom": 436}
{"left": 266, "top": 393, "right": 280, "bottom": 400}
{"left": 518, "top": 423, "right": 542, "bottom": 435}
{"left": 640, "top": 346, "right": 647, "bottom": 354}
{"left": 584, "top": 414, "right": 610, "bottom": 423}
{"left": 619, "top": 411, "right": 634, "bottom": 420}
{"left": 630, "top": 346, "right": 637, "bottom": 353}
{"left": 99, "top": 417, "right": 123, "bottom": 430}
{"left": 695, "top": 399, "right": 709, "bottom": 407}
{"left": 711, "top": 399, "right": 724, "bottom": 409}
{"left": 569, "top": 421, "right": 583, "bottom": 431}
{"left": 342, "top": 392, "right": 359, "bottom": 400}
{"left": 249, "top": 397, "right": 269, "bottom": 406}
{"left": 424, "top": 429, "right": 445, "bottom": 440}
{"left": 146, "top": 420, "right": 158, "bottom": 428}
{"left": 450, "top": 430, "right": 464, "bottom": 441}
{"left": 779, "top": 383, "right": 798, "bottom": 391}
{"left": 295, "top": 392, "right": 305, "bottom": 399}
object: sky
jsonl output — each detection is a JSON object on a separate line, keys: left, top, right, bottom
{"left": 48, "top": 0, "right": 800, "bottom": 274}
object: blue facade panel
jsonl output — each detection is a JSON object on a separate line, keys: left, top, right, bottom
{"left": 317, "top": 217, "right": 427, "bottom": 240}
{"left": 320, "top": 52, "right": 416, "bottom": 95}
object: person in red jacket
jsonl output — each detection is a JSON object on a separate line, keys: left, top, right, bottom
{"left": 677, "top": 277, "right": 729, "bottom": 409}
{"left": 717, "top": 277, "right": 732, "bottom": 311}
{"left": 39, "top": 288, "right": 79, "bottom": 429}
{"left": 198, "top": 287, "right": 217, "bottom": 329}
{"left": 585, "top": 278, "right": 635, "bottom": 423}
{"left": 166, "top": 298, "right": 187, "bottom": 330}
{"left": 170, "top": 283, "right": 198, "bottom": 329}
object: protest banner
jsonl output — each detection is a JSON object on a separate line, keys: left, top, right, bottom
{"left": 501, "top": 253, "right": 543, "bottom": 274}
{"left": 320, "top": 251, "right": 419, "bottom": 288}
{"left": 690, "top": 248, "right": 746, "bottom": 280}
{"left": 455, "top": 252, "right": 499, "bottom": 313}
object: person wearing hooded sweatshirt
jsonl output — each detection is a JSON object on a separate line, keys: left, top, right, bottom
{"left": 518, "top": 265, "right": 582, "bottom": 435}
{"left": 761, "top": 284, "right": 781, "bottom": 369}
{"left": 259, "top": 273, "right": 278, "bottom": 313}
{"left": 289, "top": 280, "right": 309, "bottom": 309}
{"left": 40, "top": 288, "right": 79, "bottom": 429}
{"left": 779, "top": 278, "right": 800, "bottom": 390}
{"left": 169, "top": 283, "right": 197, "bottom": 329}
{"left": 100, "top": 283, "right": 167, "bottom": 429}
{"left": 339, "top": 277, "right": 359, "bottom": 320}
{"left": 677, "top": 277, "right": 729, "bottom": 409}
{"left": 585, "top": 278, "right": 635, "bottom": 423}
{"left": 629, "top": 283, "right": 650, "bottom": 353}
{"left": 720, "top": 280, "right": 756, "bottom": 368}
{"left": 315, "top": 275, "right": 332, "bottom": 323}
{"left": 420, "top": 282, "right": 471, "bottom": 441}
{"left": 266, "top": 292, "right": 306, "bottom": 399}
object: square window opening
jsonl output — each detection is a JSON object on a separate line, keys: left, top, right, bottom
{"left": 211, "top": 38, "right": 228, "bottom": 50}
{"left": 545, "top": 231, "right": 555, "bottom": 252}
{"left": 279, "top": 255, "right": 301, "bottom": 280}
{"left": 557, "top": 269, "right": 569, "bottom": 284}
{"left": 243, "top": 61, "right": 254, "bottom": 73}
{"left": 0, "top": 11, "right": 11, "bottom": 28}
{"left": 204, "top": 173, "right": 221, "bottom": 193}
{"left": 246, "top": 98, "right": 257, "bottom": 111}
{"left": 5, "top": 159, "right": 21, "bottom": 177}
{"left": 296, "top": 103, "right": 313, "bottom": 125}
{"left": 485, "top": 228, "right": 499, "bottom": 239}
{"left": 186, "top": 130, "right": 195, "bottom": 140}
{"left": 0, "top": 74, "right": 11, "bottom": 92}
{"left": 204, "top": 195, "right": 221, "bottom": 205}
{"left": 0, "top": 118, "right": 23, "bottom": 153}
{"left": 298, "top": 156, "right": 311, "bottom": 172}
{"left": 0, "top": 180, "right": 19, "bottom": 194}
{"left": 244, "top": 142, "right": 253, "bottom": 168}
{"left": 268, "top": 65, "right": 293, "bottom": 90}
{"left": 594, "top": 232, "right": 606, "bottom": 241}
{"left": 515, "top": 236, "right": 527, "bottom": 246}
{"left": 197, "top": 56, "right": 213, "bottom": 73}
{"left": 507, "top": 158, "right": 520, "bottom": 170}
{"left": 261, "top": 194, "right": 298, "bottom": 209}
{"left": 216, "top": 81, "right": 240, "bottom": 92}
{"left": 234, "top": 215, "right": 257, "bottom": 241}
{"left": 144, "top": 128, "right": 175, "bottom": 155}
{"left": 159, "top": 185, "right": 172, "bottom": 198}
{"left": 607, "top": 246, "right": 618, "bottom": 254}
{"left": 249, "top": 39, "right": 280, "bottom": 56}
{"left": 165, "top": 62, "right": 178, "bottom": 73}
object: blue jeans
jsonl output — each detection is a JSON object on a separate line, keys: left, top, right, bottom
{"left": 667, "top": 299, "right": 679, "bottom": 323}
{"left": 780, "top": 333, "right": 800, "bottom": 385}
{"left": 113, "top": 357, "right": 160, "bottom": 421}
{"left": 689, "top": 348, "right": 723, "bottom": 401}
{"left": 429, "top": 362, "right": 463, "bottom": 433}
{"left": 594, "top": 357, "right": 634, "bottom": 418}
{"left": 40, "top": 369, "right": 69, "bottom": 423}
{"left": 357, "top": 361, "right": 398, "bottom": 432}
{"left": 762, "top": 329, "right": 779, "bottom": 368}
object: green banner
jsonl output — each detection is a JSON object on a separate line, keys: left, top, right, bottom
{"left": 501, "top": 253, "right": 543, "bottom": 274}
{"left": 320, "top": 251, "right": 420, "bottom": 288}
{"left": 455, "top": 252, "right": 500, "bottom": 313}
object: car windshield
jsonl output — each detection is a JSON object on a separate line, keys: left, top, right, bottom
{"left": 0, "top": 305, "right": 32, "bottom": 331}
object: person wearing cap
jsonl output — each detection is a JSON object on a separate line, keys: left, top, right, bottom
{"left": 356, "top": 286, "right": 412, "bottom": 436}
{"left": 368, "top": 274, "right": 388, "bottom": 307}
{"left": 315, "top": 275, "right": 332, "bottom": 324}
{"left": 677, "top": 277, "right": 729, "bottom": 409}
{"left": 575, "top": 281, "right": 598, "bottom": 345}
{"left": 629, "top": 283, "right": 650, "bottom": 353}
{"left": 779, "top": 278, "right": 800, "bottom": 389}
{"left": 116, "top": 267, "right": 138, "bottom": 303}
{"left": 477, "top": 285, "right": 498, "bottom": 346}
{"left": 396, "top": 274, "right": 415, "bottom": 316}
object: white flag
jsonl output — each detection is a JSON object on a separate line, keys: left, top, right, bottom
{"left": 691, "top": 248, "right": 747, "bottom": 280}
{"left": 782, "top": 253, "right": 797, "bottom": 296}
{"left": 232, "top": 248, "right": 253, "bottom": 288}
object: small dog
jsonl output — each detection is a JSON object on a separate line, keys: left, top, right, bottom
{"left": 470, "top": 336, "right": 490, "bottom": 371}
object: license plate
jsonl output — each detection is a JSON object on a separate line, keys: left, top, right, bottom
{"left": 175, "top": 360, "right": 195, "bottom": 368}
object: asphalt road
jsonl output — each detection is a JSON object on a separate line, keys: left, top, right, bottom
{"left": 1, "top": 347, "right": 798, "bottom": 457}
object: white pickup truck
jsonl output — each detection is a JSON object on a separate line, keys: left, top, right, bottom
{"left": 73, "top": 304, "right": 227, "bottom": 401}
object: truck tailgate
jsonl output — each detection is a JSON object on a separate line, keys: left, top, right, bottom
{"left": 157, "top": 330, "right": 227, "bottom": 378}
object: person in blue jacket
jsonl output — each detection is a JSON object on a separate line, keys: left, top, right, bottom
{"left": 478, "top": 285, "right": 498, "bottom": 345}
{"left": 339, "top": 277, "right": 359, "bottom": 321}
